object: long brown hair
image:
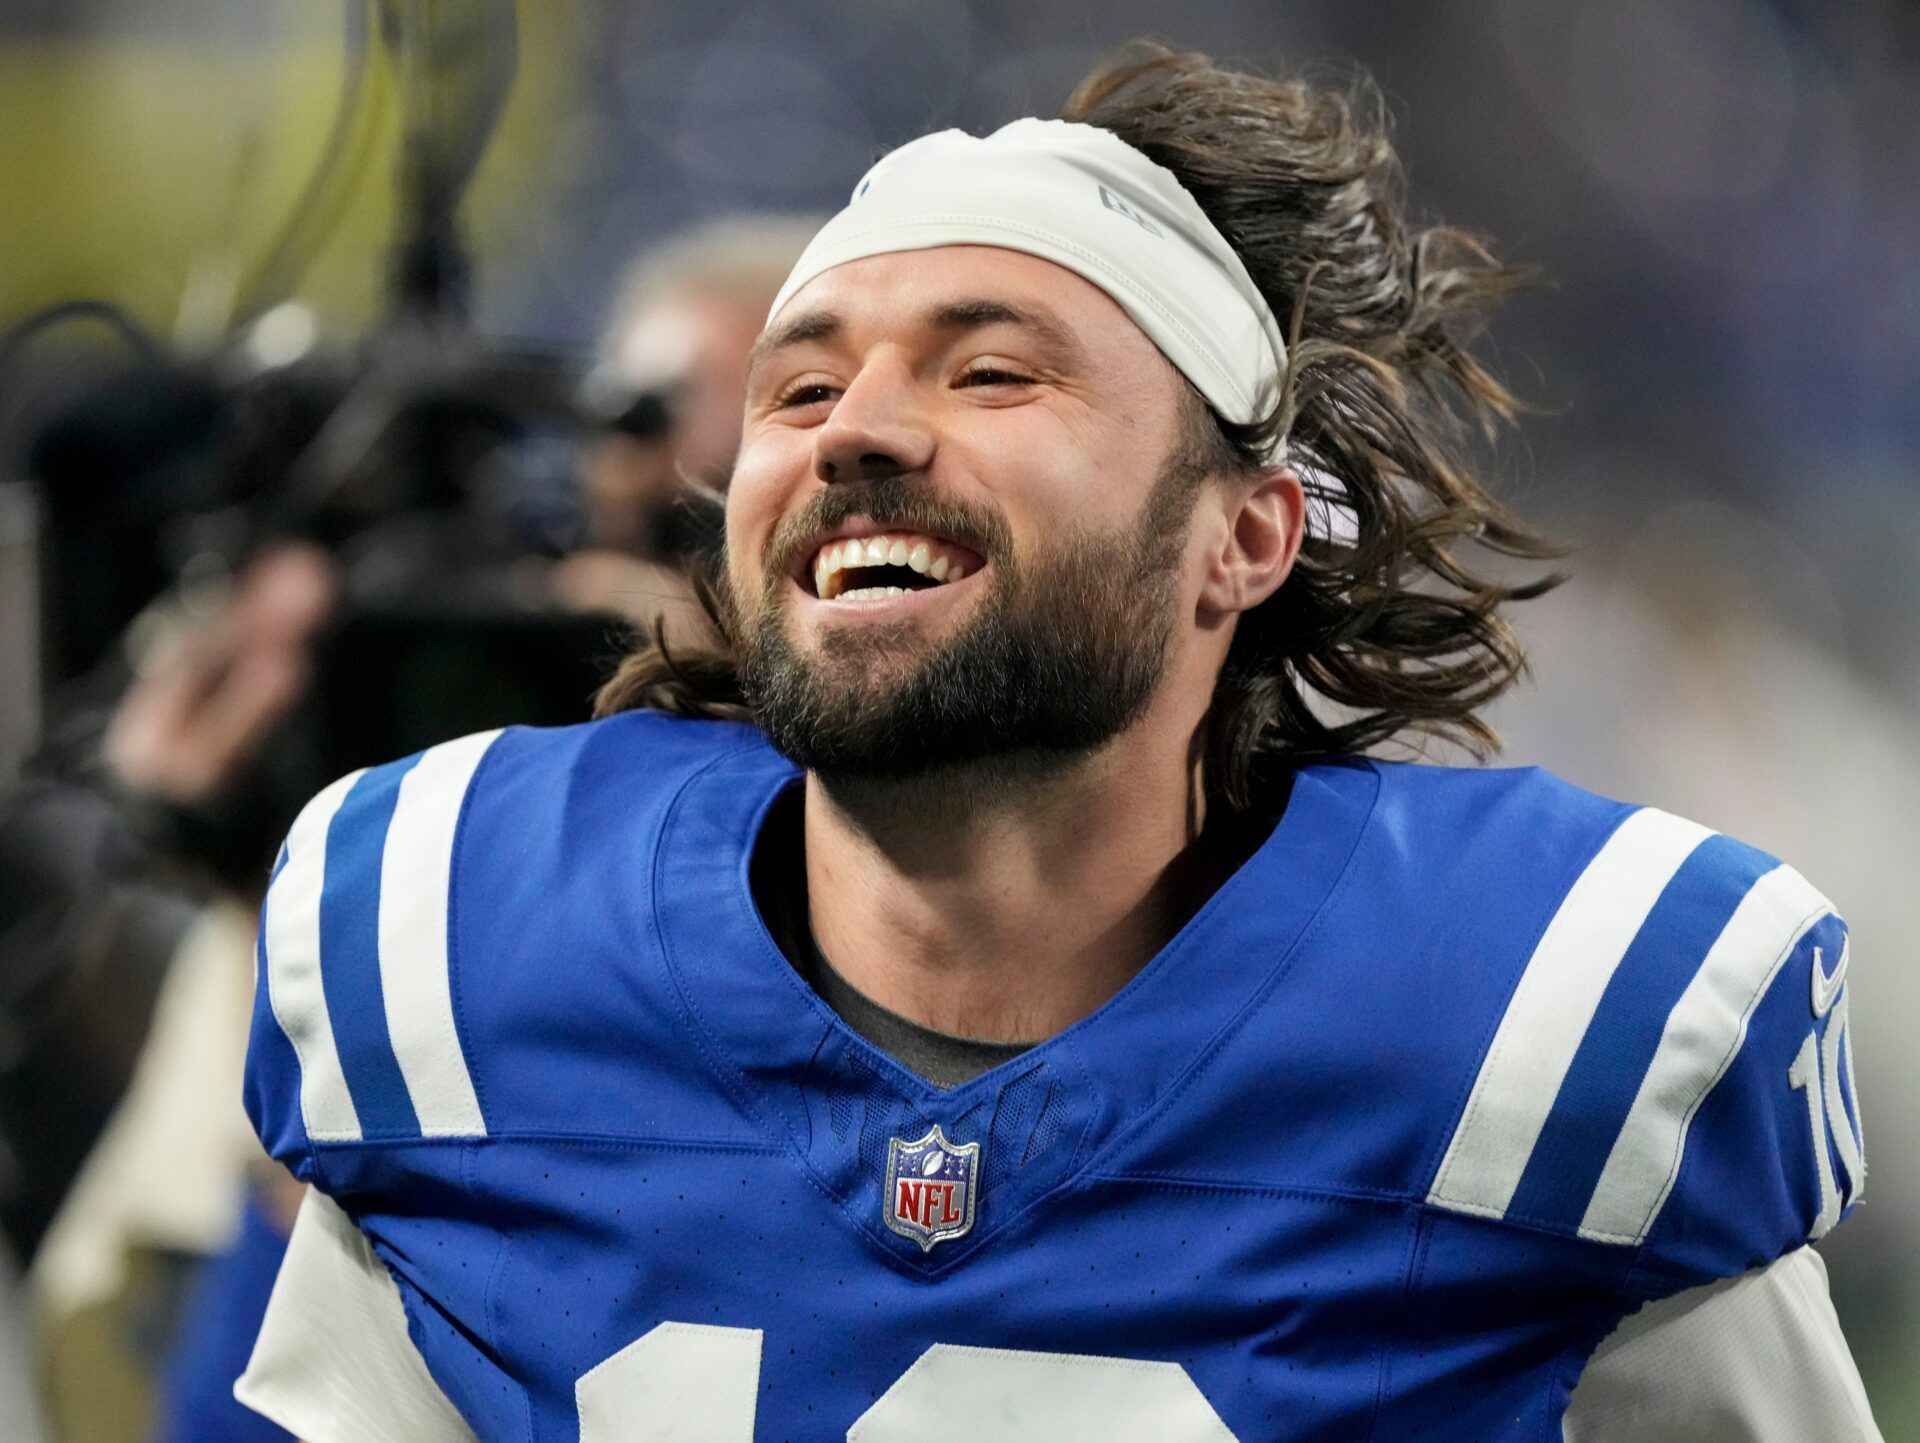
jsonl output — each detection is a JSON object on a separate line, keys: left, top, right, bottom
{"left": 595, "top": 45, "right": 1565, "bottom": 810}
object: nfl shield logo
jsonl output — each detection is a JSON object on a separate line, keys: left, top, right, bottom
{"left": 883, "top": 1124, "right": 980, "bottom": 1251}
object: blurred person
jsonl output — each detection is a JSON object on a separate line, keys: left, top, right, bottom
{"left": 550, "top": 215, "right": 822, "bottom": 630}
{"left": 233, "top": 47, "right": 1878, "bottom": 1442}
{"left": 21, "top": 218, "right": 816, "bottom": 1441}
{"left": 18, "top": 544, "right": 335, "bottom": 1443}
{"left": 100, "top": 546, "right": 340, "bottom": 810}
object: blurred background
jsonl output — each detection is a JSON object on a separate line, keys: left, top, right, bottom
{"left": 0, "top": 0, "right": 1913, "bottom": 1438}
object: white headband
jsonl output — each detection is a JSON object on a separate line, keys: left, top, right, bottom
{"left": 768, "top": 118, "right": 1288, "bottom": 445}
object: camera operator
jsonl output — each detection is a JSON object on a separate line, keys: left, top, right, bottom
{"left": 12, "top": 542, "right": 339, "bottom": 1443}
{"left": 5, "top": 213, "right": 815, "bottom": 1442}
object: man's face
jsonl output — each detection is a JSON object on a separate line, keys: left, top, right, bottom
{"left": 726, "top": 246, "right": 1214, "bottom": 780}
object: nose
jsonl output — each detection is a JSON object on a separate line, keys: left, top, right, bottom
{"left": 812, "top": 356, "right": 936, "bottom": 485}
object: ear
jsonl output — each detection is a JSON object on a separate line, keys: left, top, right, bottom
{"left": 1198, "top": 465, "right": 1306, "bottom": 618}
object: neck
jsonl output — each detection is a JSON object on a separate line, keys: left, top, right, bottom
{"left": 802, "top": 689, "right": 1233, "bottom": 1044}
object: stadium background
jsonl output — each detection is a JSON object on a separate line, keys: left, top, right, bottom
{"left": 1, "top": 0, "right": 1914, "bottom": 1436}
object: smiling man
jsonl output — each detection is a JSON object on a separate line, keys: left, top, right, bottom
{"left": 235, "top": 49, "right": 1879, "bottom": 1442}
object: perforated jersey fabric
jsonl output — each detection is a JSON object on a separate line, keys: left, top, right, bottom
{"left": 239, "top": 712, "right": 1870, "bottom": 1439}
{"left": 239, "top": 1190, "right": 1880, "bottom": 1441}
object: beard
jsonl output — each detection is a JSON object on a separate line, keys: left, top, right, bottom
{"left": 730, "top": 456, "right": 1205, "bottom": 785}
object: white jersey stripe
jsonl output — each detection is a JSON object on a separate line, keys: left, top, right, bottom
{"left": 1427, "top": 808, "right": 1715, "bottom": 1219}
{"left": 1579, "top": 864, "right": 1832, "bottom": 1244}
{"left": 377, "top": 729, "right": 502, "bottom": 1137}
{"left": 263, "top": 769, "right": 368, "bottom": 1143}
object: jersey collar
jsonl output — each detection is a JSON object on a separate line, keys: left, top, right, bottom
{"left": 651, "top": 732, "right": 1379, "bottom": 1273}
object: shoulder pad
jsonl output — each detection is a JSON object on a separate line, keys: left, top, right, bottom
{"left": 244, "top": 711, "right": 769, "bottom": 1172}
{"left": 245, "top": 729, "right": 502, "bottom": 1171}
{"left": 1426, "top": 806, "right": 1862, "bottom": 1281}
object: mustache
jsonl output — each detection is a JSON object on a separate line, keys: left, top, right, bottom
{"left": 760, "top": 477, "right": 1012, "bottom": 590}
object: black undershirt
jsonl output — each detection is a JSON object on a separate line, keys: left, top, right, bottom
{"left": 798, "top": 933, "right": 1034, "bottom": 1089}
{"left": 749, "top": 777, "right": 1290, "bottom": 1092}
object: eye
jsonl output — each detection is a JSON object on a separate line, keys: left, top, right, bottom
{"left": 774, "top": 381, "right": 838, "bottom": 409}
{"left": 956, "top": 365, "right": 1034, "bottom": 388}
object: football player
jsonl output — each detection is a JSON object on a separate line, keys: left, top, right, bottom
{"left": 235, "top": 47, "right": 1880, "bottom": 1441}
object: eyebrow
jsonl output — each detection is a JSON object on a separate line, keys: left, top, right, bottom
{"left": 746, "top": 295, "right": 1086, "bottom": 384}
{"left": 747, "top": 309, "right": 841, "bottom": 379}
{"left": 924, "top": 298, "right": 1085, "bottom": 366}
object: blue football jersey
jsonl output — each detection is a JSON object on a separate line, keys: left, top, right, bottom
{"left": 245, "top": 713, "right": 1864, "bottom": 1440}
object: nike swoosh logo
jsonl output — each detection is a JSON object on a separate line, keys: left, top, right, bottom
{"left": 1811, "top": 936, "right": 1850, "bottom": 1018}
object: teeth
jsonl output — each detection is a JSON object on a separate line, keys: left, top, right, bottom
{"left": 809, "top": 532, "right": 979, "bottom": 601}
{"left": 814, "top": 543, "right": 847, "bottom": 599}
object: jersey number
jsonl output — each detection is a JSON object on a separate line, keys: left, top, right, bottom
{"left": 1789, "top": 943, "right": 1865, "bottom": 1240}
{"left": 574, "top": 1321, "right": 1237, "bottom": 1441}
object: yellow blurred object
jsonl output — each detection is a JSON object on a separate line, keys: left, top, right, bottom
{"left": 37, "top": 1248, "right": 166, "bottom": 1443}
{"left": 0, "top": 0, "right": 573, "bottom": 343}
